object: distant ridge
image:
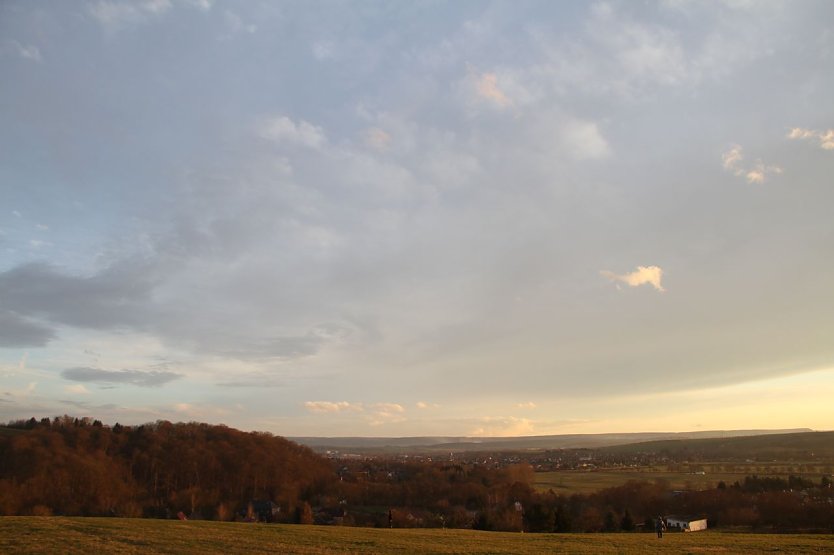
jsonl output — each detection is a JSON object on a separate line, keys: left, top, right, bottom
{"left": 291, "top": 428, "right": 813, "bottom": 453}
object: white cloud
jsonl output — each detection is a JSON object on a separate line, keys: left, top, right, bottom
{"left": 722, "top": 144, "right": 744, "bottom": 171}
{"left": 822, "top": 130, "right": 834, "bottom": 150}
{"left": 601, "top": 265, "right": 666, "bottom": 292}
{"left": 416, "top": 401, "right": 440, "bottom": 409}
{"left": 312, "top": 41, "right": 335, "bottom": 61}
{"left": 65, "top": 384, "right": 90, "bottom": 394}
{"left": 721, "top": 144, "right": 782, "bottom": 183}
{"left": 585, "top": 3, "right": 688, "bottom": 91}
{"left": 475, "top": 72, "right": 512, "bottom": 107}
{"left": 470, "top": 416, "right": 535, "bottom": 437}
{"left": 88, "top": 0, "right": 172, "bottom": 31}
{"left": 182, "top": 0, "right": 212, "bottom": 11}
{"left": 364, "top": 127, "right": 392, "bottom": 150}
{"left": 787, "top": 127, "right": 817, "bottom": 140}
{"left": 560, "top": 119, "right": 610, "bottom": 160}
{"left": 6, "top": 41, "right": 42, "bottom": 62}
{"left": 516, "top": 402, "right": 537, "bottom": 409}
{"left": 787, "top": 127, "right": 834, "bottom": 150}
{"left": 5, "top": 382, "right": 37, "bottom": 398}
{"left": 224, "top": 11, "right": 257, "bottom": 35}
{"left": 304, "top": 401, "right": 364, "bottom": 413}
{"left": 745, "top": 161, "right": 783, "bottom": 184}
{"left": 302, "top": 401, "right": 405, "bottom": 424}
{"left": 259, "top": 116, "right": 326, "bottom": 149}
{"left": 371, "top": 402, "right": 404, "bottom": 413}
{"left": 368, "top": 402, "right": 406, "bottom": 426}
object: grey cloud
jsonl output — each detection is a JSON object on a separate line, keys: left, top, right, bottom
{"left": 0, "top": 262, "right": 157, "bottom": 330}
{"left": 209, "top": 336, "right": 322, "bottom": 360}
{"left": 59, "top": 400, "right": 119, "bottom": 410}
{"left": 215, "top": 379, "right": 285, "bottom": 388}
{"left": 0, "top": 310, "right": 56, "bottom": 347}
{"left": 61, "top": 367, "right": 182, "bottom": 388}
{"left": 0, "top": 257, "right": 353, "bottom": 363}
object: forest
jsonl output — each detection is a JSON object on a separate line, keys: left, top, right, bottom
{"left": 2, "top": 417, "right": 833, "bottom": 533}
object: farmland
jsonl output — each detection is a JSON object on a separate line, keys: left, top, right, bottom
{"left": 2, "top": 517, "right": 833, "bottom": 554}
{"left": 534, "top": 462, "right": 832, "bottom": 495}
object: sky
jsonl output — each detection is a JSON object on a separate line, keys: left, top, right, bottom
{"left": 1, "top": 0, "right": 833, "bottom": 437}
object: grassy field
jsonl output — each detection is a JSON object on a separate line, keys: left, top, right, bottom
{"left": 534, "top": 463, "right": 832, "bottom": 495}
{"left": 2, "top": 517, "right": 833, "bottom": 554}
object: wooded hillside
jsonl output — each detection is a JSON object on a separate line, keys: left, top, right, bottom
{"left": 0, "top": 417, "right": 333, "bottom": 519}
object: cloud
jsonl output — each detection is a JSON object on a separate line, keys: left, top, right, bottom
{"left": 215, "top": 377, "right": 285, "bottom": 388}
{"left": 601, "top": 265, "right": 666, "bottom": 292}
{"left": 787, "top": 127, "right": 834, "bottom": 150}
{"left": 416, "top": 401, "right": 440, "bottom": 409}
{"left": 88, "top": 0, "right": 172, "bottom": 31}
{"left": 65, "top": 384, "right": 90, "bottom": 395}
{"left": 6, "top": 40, "right": 42, "bottom": 62}
{"left": 302, "top": 401, "right": 406, "bottom": 425}
{"left": 745, "top": 161, "right": 783, "bottom": 184}
{"left": 364, "top": 127, "right": 392, "bottom": 150}
{"left": 0, "top": 256, "right": 352, "bottom": 363}
{"left": 224, "top": 10, "right": 256, "bottom": 35}
{"left": 61, "top": 367, "right": 183, "bottom": 387}
{"left": 258, "top": 116, "right": 326, "bottom": 149}
{"left": 721, "top": 144, "right": 782, "bottom": 183}
{"left": 312, "top": 41, "right": 335, "bottom": 61}
{"left": 475, "top": 72, "right": 512, "bottom": 107}
{"left": 0, "top": 310, "right": 55, "bottom": 347}
{"left": 787, "top": 127, "right": 817, "bottom": 140}
{"left": 209, "top": 335, "right": 325, "bottom": 360}
{"left": 371, "top": 402, "right": 404, "bottom": 413}
{"left": 516, "top": 402, "right": 537, "bottom": 409}
{"left": 722, "top": 144, "right": 744, "bottom": 171}
{"left": 822, "top": 131, "right": 834, "bottom": 151}
{"left": 0, "top": 262, "right": 157, "bottom": 331}
{"left": 304, "top": 401, "right": 364, "bottom": 413}
{"left": 182, "top": 0, "right": 212, "bottom": 11}
{"left": 470, "top": 416, "right": 535, "bottom": 437}
{"left": 4, "top": 382, "right": 37, "bottom": 399}
{"left": 560, "top": 120, "right": 610, "bottom": 160}
{"left": 368, "top": 402, "right": 406, "bottom": 426}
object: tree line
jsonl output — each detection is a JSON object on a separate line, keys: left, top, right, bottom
{"left": 1, "top": 417, "right": 832, "bottom": 532}
{"left": 0, "top": 417, "right": 332, "bottom": 519}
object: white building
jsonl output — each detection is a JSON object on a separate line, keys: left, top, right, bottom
{"left": 665, "top": 515, "right": 708, "bottom": 532}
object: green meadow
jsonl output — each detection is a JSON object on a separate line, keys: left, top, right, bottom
{"left": 2, "top": 517, "right": 833, "bottom": 554}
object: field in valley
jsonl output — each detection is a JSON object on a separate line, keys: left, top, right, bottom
{"left": 533, "top": 462, "right": 832, "bottom": 495}
{"left": 2, "top": 517, "right": 833, "bottom": 555}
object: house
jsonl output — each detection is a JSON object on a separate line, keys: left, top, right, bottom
{"left": 665, "top": 515, "right": 708, "bottom": 532}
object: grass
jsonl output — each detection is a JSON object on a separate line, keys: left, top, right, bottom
{"left": 533, "top": 463, "right": 832, "bottom": 495}
{"left": 2, "top": 517, "right": 833, "bottom": 554}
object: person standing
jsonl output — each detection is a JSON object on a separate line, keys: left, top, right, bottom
{"left": 655, "top": 516, "right": 666, "bottom": 538}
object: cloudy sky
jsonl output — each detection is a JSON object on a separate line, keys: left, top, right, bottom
{"left": 2, "top": 0, "right": 833, "bottom": 437}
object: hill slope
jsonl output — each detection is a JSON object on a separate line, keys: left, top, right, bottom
{"left": 2, "top": 517, "right": 833, "bottom": 555}
{"left": 292, "top": 428, "right": 813, "bottom": 453}
{"left": 600, "top": 430, "right": 834, "bottom": 460}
